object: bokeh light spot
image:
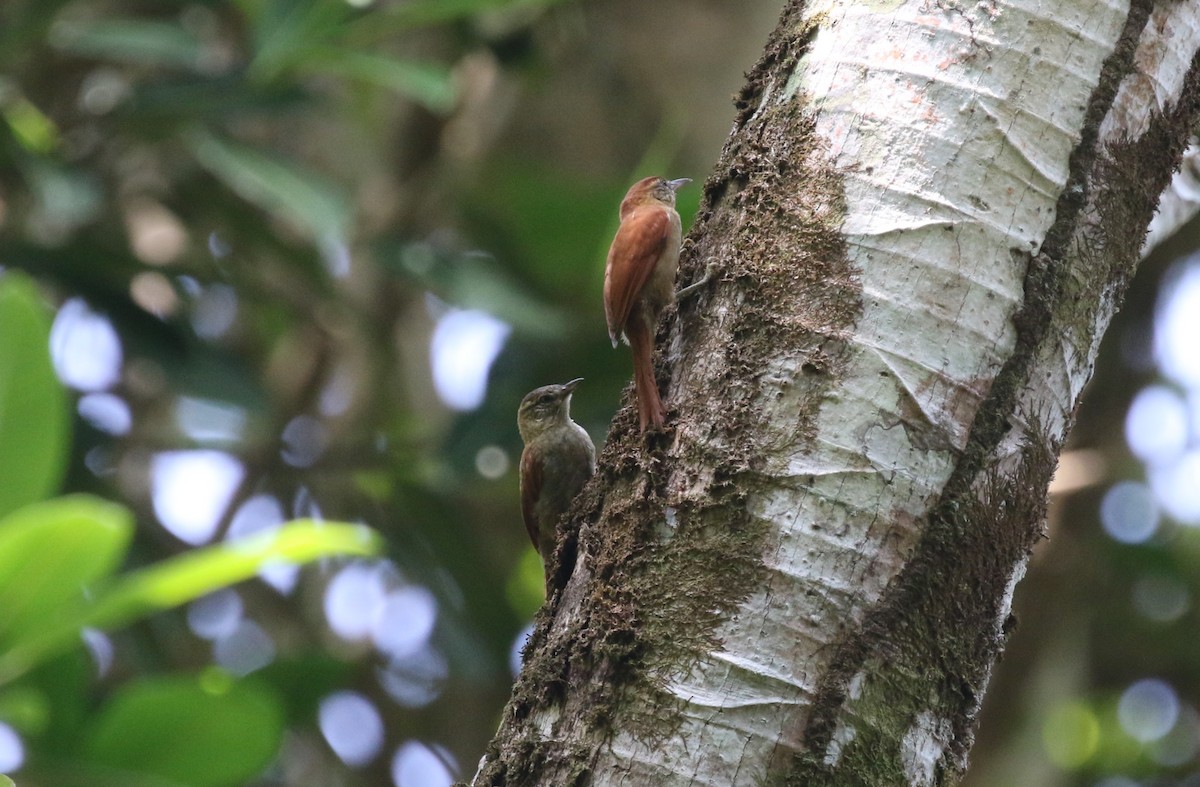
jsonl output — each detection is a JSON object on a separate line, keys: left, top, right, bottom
{"left": 293, "top": 485, "right": 324, "bottom": 520}
{"left": 430, "top": 309, "right": 510, "bottom": 411}
{"left": 320, "top": 691, "right": 384, "bottom": 767}
{"left": 325, "top": 562, "right": 388, "bottom": 641}
{"left": 227, "top": 494, "right": 285, "bottom": 540}
{"left": 391, "top": 740, "right": 455, "bottom": 787}
{"left": 1118, "top": 678, "right": 1179, "bottom": 743}
{"left": 0, "top": 722, "right": 24, "bottom": 772}
{"left": 1155, "top": 262, "right": 1200, "bottom": 387}
{"left": 187, "top": 589, "right": 244, "bottom": 641}
{"left": 125, "top": 201, "right": 187, "bottom": 265}
{"left": 377, "top": 646, "right": 449, "bottom": 708}
{"left": 371, "top": 585, "right": 438, "bottom": 659}
{"left": 1099, "top": 481, "right": 1159, "bottom": 544}
{"left": 175, "top": 396, "right": 246, "bottom": 444}
{"left": 321, "top": 236, "right": 352, "bottom": 278}
{"left": 1132, "top": 575, "right": 1190, "bottom": 623}
{"left": 213, "top": 620, "right": 275, "bottom": 676}
{"left": 81, "top": 628, "right": 113, "bottom": 678}
{"left": 151, "top": 450, "right": 244, "bottom": 545}
{"left": 207, "top": 231, "right": 231, "bottom": 258}
{"left": 191, "top": 282, "right": 238, "bottom": 338}
{"left": 50, "top": 298, "right": 122, "bottom": 391}
{"left": 83, "top": 446, "right": 115, "bottom": 478}
{"left": 226, "top": 495, "right": 297, "bottom": 592}
{"left": 475, "top": 445, "right": 510, "bottom": 479}
{"left": 129, "top": 271, "right": 179, "bottom": 317}
{"left": 1149, "top": 450, "right": 1200, "bottom": 524}
{"left": 259, "top": 560, "right": 300, "bottom": 594}
{"left": 79, "top": 67, "right": 130, "bottom": 114}
{"left": 1125, "top": 385, "right": 1188, "bottom": 464}
{"left": 319, "top": 366, "right": 355, "bottom": 417}
{"left": 77, "top": 392, "right": 131, "bottom": 435}
{"left": 281, "top": 415, "right": 329, "bottom": 468}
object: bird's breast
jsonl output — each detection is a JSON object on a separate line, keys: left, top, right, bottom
{"left": 644, "top": 209, "right": 683, "bottom": 310}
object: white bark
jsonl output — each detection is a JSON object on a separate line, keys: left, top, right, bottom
{"left": 475, "top": 1, "right": 1200, "bottom": 784}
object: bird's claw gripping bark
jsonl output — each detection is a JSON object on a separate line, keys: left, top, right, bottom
{"left": 676, "top": 261, "right": 719, "bottom": 302}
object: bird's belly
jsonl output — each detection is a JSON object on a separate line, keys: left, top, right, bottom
{"left": 644, "top": 220, "right": 682, "bottom": 312}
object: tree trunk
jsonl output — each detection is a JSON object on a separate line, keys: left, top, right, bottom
{"left": 474, "top": 0, "right": 1200, "bottom": 784}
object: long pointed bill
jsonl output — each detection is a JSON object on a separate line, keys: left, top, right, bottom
{"left": 668, "top": 178, "right": 692, "bottom": 191}
{"left": 561, "top": 378, "right": 584, "bottom": 393}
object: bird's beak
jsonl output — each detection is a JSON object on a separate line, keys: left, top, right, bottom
{"left": 668, "top": 178, "right": 692, "bottom": 192}
{"left": 562, "top": 378, "right": 584, "bottom": 394}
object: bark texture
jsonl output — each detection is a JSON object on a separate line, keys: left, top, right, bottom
{"left": 474, "top": 0, "right": 1200, "bottom": 784}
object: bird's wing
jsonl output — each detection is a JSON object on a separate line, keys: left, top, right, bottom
{"left": 604, "top": 206, "right": 670, "bottom": 346}
{"left": 519, "top": 447, "right": 544, "bottom": 553}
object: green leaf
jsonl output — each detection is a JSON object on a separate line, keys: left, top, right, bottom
{"left": 248, "top": 0, "right": 352, "bottom": 81}
{"left": 0, "top": 521, "right": 381, "bottom": 685}
{"left": 0, "top": 274, "right": 70, "bottom": 518}
{"left": 0, "top": 496, "right": 133, "bottom": 645}
{"left": 21, "top": 650, "right": 92, "bottom": 760}
{"left": 2, "top": 98, "right": 58, "bottom": 153}
{"left": 84, "top": 676, "right": 284, "bottom": 787}
{"left": 86, "top": 521, "right": 380, "bottom": 629}
{"left": 304, "top": 50, "right": 457, "bottom": 113}
{"left": 50, "top": 20, "right": 206, "bottom": 70}
{"left": 185, "top": 129, "right": 350, "bottom": 243}
{"left": 0, "top": 775, "right": 12, "bottom": 787}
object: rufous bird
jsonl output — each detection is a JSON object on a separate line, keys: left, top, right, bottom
{"left": 604, "top": 176, "right": 712, "bottom": 431}
{"left": 517, "top": 379, "right": 596, "bottom": 579}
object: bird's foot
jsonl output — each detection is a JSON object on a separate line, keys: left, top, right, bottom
{"left": 676, "top": 261, "right": 719, "bottom": 302}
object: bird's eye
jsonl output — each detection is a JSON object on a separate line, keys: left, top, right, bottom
{"left": 538, "top": 394, "right": 554, "bottom": 405}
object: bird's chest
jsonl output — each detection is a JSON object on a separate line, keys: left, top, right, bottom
{"left": 644, "top": 213, "right": 682, "bottom": 308}
{"left": 534, "top": 433, "right": 593, "bottom": 514}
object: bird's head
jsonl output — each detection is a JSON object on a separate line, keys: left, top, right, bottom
{"left": 518, "top": 378, "right": 583, "bottom": 440}
{"left": 619, "top": 176, "right": 690, "bottom": 218}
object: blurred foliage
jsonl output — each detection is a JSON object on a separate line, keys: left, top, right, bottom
{"left": 0, "top": 499, "right": 380, "bottom": 686}
{"left": 0, "top": 276, "right": 69, "bottom": 517}
{"left": 82, "top": 675, "right": 284, "bottom": 787}
{"left": 0, "top": 274, "right": 376, "bottom": 784}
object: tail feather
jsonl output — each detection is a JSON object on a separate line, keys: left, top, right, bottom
{"left": 626, "top": 316, "right": 664, "bottom": 430}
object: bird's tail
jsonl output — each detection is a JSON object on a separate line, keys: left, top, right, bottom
{"left": 626, "top": 316, "right": 664, "bottom": 431}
